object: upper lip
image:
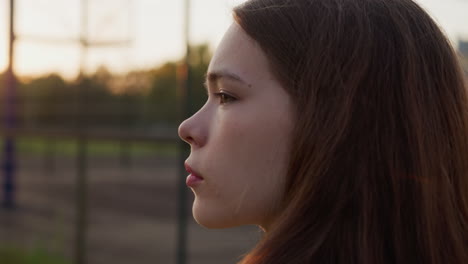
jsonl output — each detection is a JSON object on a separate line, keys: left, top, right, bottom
{"left": 184, "top": 163, "right": 204, "bottom": 179}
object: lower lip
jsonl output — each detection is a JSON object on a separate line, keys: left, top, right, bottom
{"left": 186, "top": 174, "right": 204, "bottom": 187}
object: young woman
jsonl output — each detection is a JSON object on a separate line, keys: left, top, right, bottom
{"left": 178, "top": 0, "right": 468, "bottom": 263}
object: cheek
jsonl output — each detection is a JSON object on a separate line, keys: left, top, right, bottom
{"left": 211, "top": 110, "right": 290, "bottom": 187}
{"left": 193, "top": 107, "right": 292, "bottom": 228}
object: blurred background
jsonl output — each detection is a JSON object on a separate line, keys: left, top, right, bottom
{"left": 0, "top": 0, "right": 467, "bottom": 264}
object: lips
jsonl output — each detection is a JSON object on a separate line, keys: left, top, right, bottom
{"left": 185, "top": 163, "right": 204, "bottom": 187}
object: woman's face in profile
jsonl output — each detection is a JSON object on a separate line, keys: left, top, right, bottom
{"left": 178, "top": 23, "right": 295, "bottom": 230}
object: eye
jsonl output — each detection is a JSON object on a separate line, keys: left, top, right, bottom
{"left": 213, "top": 91, "right": 236, "bottom": 104}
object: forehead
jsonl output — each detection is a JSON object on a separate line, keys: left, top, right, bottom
{"left": 208, "top": 23, "right": 274, "bottom": 86}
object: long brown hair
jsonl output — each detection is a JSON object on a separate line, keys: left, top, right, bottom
{"left": 233, "top": 0, "right": 468, "bottom": 263}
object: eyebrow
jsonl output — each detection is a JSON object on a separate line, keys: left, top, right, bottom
{"left": 204, "top": 70, "right": 251, "bottom": 88}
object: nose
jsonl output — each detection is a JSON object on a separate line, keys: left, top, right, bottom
{"left": 178, "top": 111, "right": 207, "bottom": 148}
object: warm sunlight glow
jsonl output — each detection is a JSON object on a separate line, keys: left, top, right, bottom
{"left": 0, "top": 0, "right": 7, "bottom": 72}
{"left": 0, "top": 49, "right": 6, "bottom": 73}
{"left": 0, "top": 0, "right": 465, "bottom": 78}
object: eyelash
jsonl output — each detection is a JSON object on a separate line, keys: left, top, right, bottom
{"left": 213, "top": 91, "right": 236, "bottom": 105}
{"left": 203, "top": 82, "right": 237, "bottom": 105}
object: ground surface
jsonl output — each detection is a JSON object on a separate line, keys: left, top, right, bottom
{"left": 0, "top": 152, "right": 259, "bottom": 264}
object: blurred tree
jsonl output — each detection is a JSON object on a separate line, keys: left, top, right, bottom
{"left": 189, "top": 44, "right": 211, "bottom": 114}
{"left": 1, "top": 43, "right": 213, "bottom": 132}
{"left": 86, "top": 68, "right": 143, "bottom": 129}
{"left": 21, "top": 74, "right": 68, "bottom": 128}
{"left": 144, "top": 43, "right": 211, "bottom": 127}
{"left": 145, "top": 62, "right": 178, "bottom": 126}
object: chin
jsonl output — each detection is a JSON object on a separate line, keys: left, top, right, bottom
{"left": 192, "top": 199, "right": 246, "bottom": 229}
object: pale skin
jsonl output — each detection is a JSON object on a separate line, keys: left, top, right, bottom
{"left": 178, "top": 23, "right": 295, "bottom": 231}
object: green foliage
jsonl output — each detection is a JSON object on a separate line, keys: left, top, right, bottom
{"left": 189, "top": 44, "right": 211, "bottom": 114}
{"left": 1, "top": 43, "right": 212, "bottom": 130}
{"left": 145, "top": 62, "right": 178, "bottom": 124}
{"left": 20, "top": 74, "right": 71, "bottom": 126}
{"left": 144, "top": 43, "right": 211, "bottom": 124}
{"left": 0, "top": 245, "right": 70, "bottom": 264}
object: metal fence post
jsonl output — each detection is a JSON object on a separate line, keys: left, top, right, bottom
{"left": 176, "top": 1, "right": 191, "bottom": 263}
{"left": 3, "top": 0, "right": 17, "bottom": 210}
{"left": 75, "top": 1, "right": 89, "bottom": 263}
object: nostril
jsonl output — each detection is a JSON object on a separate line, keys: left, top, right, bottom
{"left": 179, "top": 126, "right": 194, "bottom": 146}
{"left": 184, "top": 135, "right": 195, "bottom": 145}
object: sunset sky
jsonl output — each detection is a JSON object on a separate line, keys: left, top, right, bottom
{"left": 0, "top": 0, "right": 467, "bottom": 80}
